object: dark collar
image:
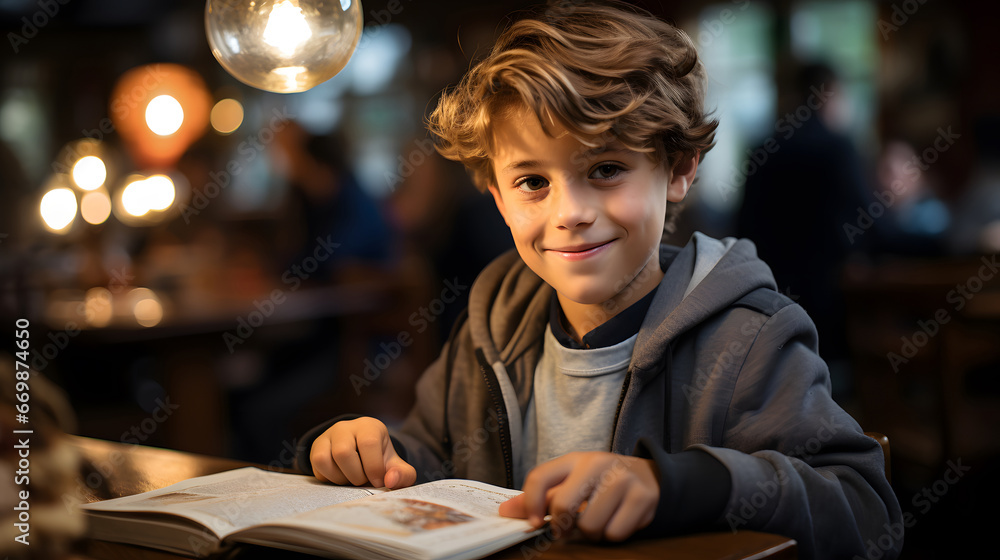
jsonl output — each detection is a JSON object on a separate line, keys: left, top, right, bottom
{"left": 549, "top": 284, "right": 660, "bottom": 350}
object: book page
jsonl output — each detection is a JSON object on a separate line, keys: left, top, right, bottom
{"left": 82, "top": 467, "right": 384, "bottom": 537}
{"left": 243, "top": 479, "right": 540, "bottom": 559}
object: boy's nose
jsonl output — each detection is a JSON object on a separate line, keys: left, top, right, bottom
{"left": 549, "top": 182, "right": 597, "bottom": 230}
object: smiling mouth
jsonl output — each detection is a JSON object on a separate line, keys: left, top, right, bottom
{"left": 551, "top": 241, "right": 611, "bottom": 253}
{"left": 546, "top": 240, "right": 615, "bottom": 260}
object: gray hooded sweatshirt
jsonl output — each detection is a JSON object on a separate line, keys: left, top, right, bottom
{"left": 296, "top": 233, "right": 903, "bottom": 560}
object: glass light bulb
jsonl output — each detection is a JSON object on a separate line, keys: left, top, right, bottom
{"left": 206, "top": 0, "right": 363, "bottom": 94}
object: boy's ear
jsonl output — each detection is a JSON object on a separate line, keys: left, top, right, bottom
{"left": 666, "top": 153, "right": 700, "bottom": 203}
{"left": 487, "top": 183, "right": 510, "bottom": 226}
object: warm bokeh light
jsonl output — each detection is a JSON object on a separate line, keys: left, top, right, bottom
{"left": 121, "top": 178, "right": 151, "bottom": 217}
{"left": 80, "top": 191, "right": 112, "bottom": 225}
{"left": 71, "top": 155, "right": 107, "bottom": 190}
{"left": 145, "top": 94, "right": 185, "bottom": 136}
{"left": 84, "top": 287, "right": 113, "bottom": 328}
{"left": 120, "top": 175, "right": 176, "bottom": 217}
{"left": 144, "top": 174, "right": 176, "bottom": 211}
{"left": 110, "top": 64, "right": 211, "bottom": 168}
{"left": 40, "top": 188, "right": 77, "bottom": 232}
{"left": 129, "top": 288, "right": 164, "bottom": 328}
{"left": 210, "top": 98, "right": 244, "bottom": 134}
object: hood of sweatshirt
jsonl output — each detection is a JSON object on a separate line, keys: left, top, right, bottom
{"left": 466, "top": 232, "right": 777, "bottom": 379}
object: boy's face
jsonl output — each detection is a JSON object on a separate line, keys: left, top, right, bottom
{"left": 487, "top": 106, "right": 693, "bottom": 309}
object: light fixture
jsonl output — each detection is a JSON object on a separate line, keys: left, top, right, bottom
{"left": 205, "top": 0, "right": 363, "bottom": 93}
{"left": 110, "top": 64, "right": 211, "bottom": 169}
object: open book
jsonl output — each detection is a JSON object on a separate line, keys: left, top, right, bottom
{"left": 80, "top": 467, "right": 544, "bottom": 560}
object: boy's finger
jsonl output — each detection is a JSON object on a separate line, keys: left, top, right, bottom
{"left": 384, "top": 454, "right": 417, "bottom": 488}
{"left": 546, "top": 464, "right": 600, "bottom": 531}
{"left": 574, "top": 476, "right": 627, "bottom": 540}
{"left": 310, "top": 437, "right": 347, "bottom": 484}
{"left": 498, "top": 494, "right": 526, "bottom": 518}
{"left": 330, "top": 439, "right": 368, "bottom": 486}
{"left": 520, "top": 458, "right": 573, "bottom": 527}
{"left": 356, "top": 435, "right": 387, "bottom": 487}
{"left": 601, "top": 487, "right": 655, "bottom": 542}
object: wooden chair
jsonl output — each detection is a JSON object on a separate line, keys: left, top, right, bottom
{"left": 865, "top": 431, "right": 891, "bottom": 484}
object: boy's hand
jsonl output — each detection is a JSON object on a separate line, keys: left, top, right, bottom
{"left": 309, "top": 417, "right": 416, "bottom": 489}
{"left": 499, "top": 452, "right": 658, "bottom": 542}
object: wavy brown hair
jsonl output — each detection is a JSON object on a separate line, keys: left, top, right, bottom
{"left": 427, "top": 0, "right": 718, "bottom": 204}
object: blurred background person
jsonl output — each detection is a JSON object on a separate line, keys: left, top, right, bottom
{"left": 228, "top": 121, "right": 399, "bottom": 463}
{"left": 867, "top": 138, "right": 951, "bottom": 257}
{"left": 736, "top": 61, "right": 869, "bottom": 393}
{"left": 948, "top": 115, "right": 1000, "bottom": 255}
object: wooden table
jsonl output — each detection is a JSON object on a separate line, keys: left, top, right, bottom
{"left": 71, "top": 436, "right": 797, "bottom": 560}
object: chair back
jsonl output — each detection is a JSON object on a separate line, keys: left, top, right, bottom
{"left": 865, "top": 431, "right": 891, "bottom": 484}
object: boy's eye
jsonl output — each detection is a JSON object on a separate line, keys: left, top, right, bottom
{"left": 515, "top": 176, "right": 548, "bottom": 192}
{"left": 590, "top": 163, "right": 623, "bottom": 180}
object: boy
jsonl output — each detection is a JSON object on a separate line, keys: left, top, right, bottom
{"left": 295, "top": 3, "right": 903, "bottom": 558}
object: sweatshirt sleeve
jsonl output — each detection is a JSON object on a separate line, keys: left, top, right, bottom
{"left": 695, "top": 303, "right": 903, "bottom": 560}
{"left": 632, "top": 442, "right": 732, "bottom": 537}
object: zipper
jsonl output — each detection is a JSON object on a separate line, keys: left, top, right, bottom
{"left": 609, "top": 342, "right": 675, "bottom": 452}
{"left": 441, "top": 308, "right": 469, "bottom": 456}
{"left": 476, "top": 348, "right": 514, "bottom": 489}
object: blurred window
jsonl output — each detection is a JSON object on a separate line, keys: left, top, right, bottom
{"left": 791, "top": 0, "right": 879, "bottom": 152}
{"left": 690, "top": 0, "right": 877, "bottom": 227}
{"left": 688, "top": 1, "right": 776, "bottom": 222}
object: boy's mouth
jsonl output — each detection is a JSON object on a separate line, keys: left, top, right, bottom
{"left": 546, "top": 240, "right": 615, "bottom": 260}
